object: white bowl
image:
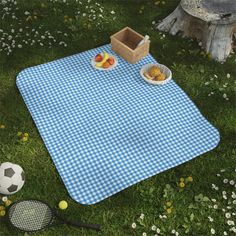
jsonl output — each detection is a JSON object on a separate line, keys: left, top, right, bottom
{"left": 140, "top": 63, "right": 172, "bottom": 85}
{"left": 91, "top": 54, "right": 118, "bottom": 71}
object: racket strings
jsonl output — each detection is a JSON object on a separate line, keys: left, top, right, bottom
{"left": 8, "top": 200, "right": 53, "bottom": 232}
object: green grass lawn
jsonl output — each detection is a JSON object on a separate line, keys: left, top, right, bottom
{"left": 0, "top": 0, "right": 236, "bottom": 235}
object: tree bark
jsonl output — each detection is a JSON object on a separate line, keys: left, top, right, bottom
{"left": 157, "top": 0, "right": 236, "bottom": 62}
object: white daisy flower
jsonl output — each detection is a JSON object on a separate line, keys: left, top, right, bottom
{"left": 208, "top": 216, "right": 214, "bottom": 222}
{"left": 131, "top": 223, "right": 136, "bottom": 229}
{"left": 223, "top": 195, "right": 227, "bottom": 200}
{"left": 175, "top": 232, "right": 179, "bottom": 236}
{"left": 214, "top": 74, "right": 218, "bottom": 78}
{"left": 162, "top": 215, "right": 167, "bottom": 219}
{"left": 223, "top": 231, "right": 228, "bottom": 235}
{"left": 226, "top": 73, "right": 230, "bottom": 78}
{"left": 230, "top": 180, "right": 235, "bottom": 185}
{"left": 140, "top": 213, "right": 145, "bottom": 220}
{"left": 221, "top": 169, "right": 226, "bottom": 172}
{"left": 226, "top": 213, "right": 231, "bottom": 218}
{"left": 142, "top": 232, "right": 147, "bottom": 236}
{"left": 213, "top": 205, "right": 218, "bottom": 209}
{"left": 211, "top": 199, "right": 216, "bottom": 202}
{"left": 2, "top": 196, "right": 8, "bottom": 202}
{"left": 227, "top": 220, "right": 234, "bottom": 226}
{"left": 223, "top": 179, "right": 228, "bottom": 184}
{"left": 156, "top": 228, "right": 161, "bottom": 233}
{"left": 233, "top": 200, "right": 236, "bottom": 204}
{"left": 151, "top": 225, "right": 157, "bottom": 231}
{"left": 211, "top": 228, "right": 215, "bottom": 234}
{"left": 111, "top": 10, "right": 115, "bottom": 14}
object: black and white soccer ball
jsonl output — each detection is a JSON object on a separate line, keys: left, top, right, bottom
{"left": 0, "top": 162, "right": 25, "bottom": 195}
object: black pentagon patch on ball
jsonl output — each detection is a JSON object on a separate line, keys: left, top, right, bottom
{"left": 8, "top": 184, "right": 18, "bottom": 192}
{"left": 4, "top": 168, "right": 15, "bottom": 178}
{"left": 21, "top": 171, "right": 25, "bottom": 181}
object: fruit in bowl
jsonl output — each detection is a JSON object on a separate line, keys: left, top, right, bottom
{"left": 140, "top": 63, "right": 172, "bottom": 85}
{"left": 92, "top": 52, "right": 117, "bottom": 70}
{"left": 95, "top": 54, "right": 103, "bottom": 62}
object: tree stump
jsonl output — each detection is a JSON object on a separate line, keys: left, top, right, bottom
{"left": 157, "top": 0, "right": 236, "bottom": 62}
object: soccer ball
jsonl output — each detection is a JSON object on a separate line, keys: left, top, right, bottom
{"left": 0, "top": 162, "right": 25, "bottom": 195}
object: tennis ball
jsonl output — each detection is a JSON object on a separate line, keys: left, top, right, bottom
{"left": 58, "top": 200, "right": 68, "bottom": 210}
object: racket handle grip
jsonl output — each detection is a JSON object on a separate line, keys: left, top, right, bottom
{"left": 55, "top": 212, "right": 101, "bottom": 231}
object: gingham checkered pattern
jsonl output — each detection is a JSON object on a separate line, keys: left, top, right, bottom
{"left": 16, "top": 44, "right": 220, "bottom": 205}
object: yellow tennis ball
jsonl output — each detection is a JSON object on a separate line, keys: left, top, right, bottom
{"left": 58, "top": 200, "right": 68, "bottom": 210}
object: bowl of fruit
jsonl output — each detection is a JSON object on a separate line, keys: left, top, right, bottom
{"left": 140, "top": 63, "right": 172, "bottom": 85}
{"left": 91, "top": 52, "right": 118, "bottom": 71}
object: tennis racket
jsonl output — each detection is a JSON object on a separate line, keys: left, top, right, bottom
{"left": 7, "top": 199, "right": 101, "bottom": 232}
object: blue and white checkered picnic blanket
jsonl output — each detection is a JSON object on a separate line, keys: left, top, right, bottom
{"left": 17, "top": 44, "right": 220, "bottom": 205}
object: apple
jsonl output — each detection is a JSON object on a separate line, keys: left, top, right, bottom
{"left": 95, "top": 54, "right": 103, "bottom": 62}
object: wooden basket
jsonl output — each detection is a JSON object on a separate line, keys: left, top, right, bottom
{"left": 110, "top": 27, "right": 150, "bottom": 64}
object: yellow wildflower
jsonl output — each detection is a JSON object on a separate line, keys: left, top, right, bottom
{"left": 166, "top": 208, "right": 172, "bottom": 214}
{"left": 166, "top": 202, "right": 172, "bottom": 207}
{"left": 0, "top": 206, "right": 5, "bottom": 211}
{"left": 0, "top": 124, "right": 5, "bottom": 129}
{"left": 180, "top": 177, "right": 185, "bottom": 182}
{"left": 17, "top": 132, "right": 22, "bottom": 136}
{"left": 23, "top": 133, "right": 29, "bottom": 138}
{"left": 187, "top": 176, "right": 193, "bottom": 182}
{"left": 5, "top": 200, "right": 12, "bottom": 207}
{"left": 0, "top": 210, "right": 6, "bottom": 217}
{"left": 22, "top": 136, "right": 28, "bottom": 142}
{"left": 179, "top": 182, "right": 185, "bottom": 188}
